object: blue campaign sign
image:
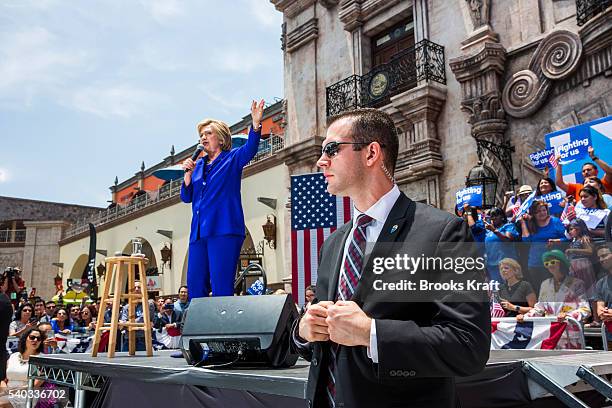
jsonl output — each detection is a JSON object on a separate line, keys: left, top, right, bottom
{"left": 456, "top": 185, "right": 483, "bottom": 210}
{"left": 546, "top": 115, "right": 611, "bottom": 185}
{"left": 529, "top": 147, "right": 555, "bottom": 169}
{"left": 538, "top": 191, "right": 564, "bottom": 215}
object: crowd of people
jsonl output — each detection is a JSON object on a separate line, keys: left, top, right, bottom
{"left": 459, "top": 148, "right": 612, "bottom": 348}
{"left": 0, "top": 274, "right": 193, "bottom": 406}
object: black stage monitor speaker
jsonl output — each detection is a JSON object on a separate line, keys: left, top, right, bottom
{"left": 181, "top": 294, "right": 299, "bottom": 368}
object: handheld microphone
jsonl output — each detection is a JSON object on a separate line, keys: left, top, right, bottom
{"left": 185, "top": 144, "right": 205, "bottom": 172}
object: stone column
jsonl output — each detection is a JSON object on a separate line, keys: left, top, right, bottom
{"left": 22, "top": 221, "right": 70, "bottom": 300}
{"left": 450, "top": 37, "right": 515, "bottom": 200}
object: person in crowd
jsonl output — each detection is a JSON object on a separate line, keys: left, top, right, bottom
{"left": 41, "top": 301, "right": 56, "bottom": 324}
{"left": 180, "top": 100, "right": 265, "bottom": 299}
{"left": 299, "top": 286, "right": 317, "bottom": 316}
{"left": 36, "top": 322, "right": 58, "bottom": 354}
{"left": 173, "top": 286, "right": 189, "bottom": 315}
{"left": 497, "top": 258, "right": 536, "bottom": 317}
{"left": 153, "top": 299, "right": 182, "bottom": 349}
{"left": 155, "top": 297, "right": 165, "bottom": 314}
{"left": 78, "top": 305, "right": 96, "bottom": 332}
{"left": 33, "top": 298, "right": 46, "bottom": 323}
{"left": 555, "top": 147, "right": 612, "bottom": 197}
{"left": 120, "top": 281, "right": 156, "bottom": 351}
{"left": 467, "top": 206, "right": 519, "bottom": 283}
{"left": 584, "top": 176, "right": 612, "bottom": 209}
{"left": 0, "top": 290, "right": 12, "bottom": 389}
{"left": 535, "top": 177, "right": 557, "bottom": 197}
{"left": 520, "top": 201, "right": 568, "bottom": 293}
{"left": 50, "top": 307, "right": 74, "bottom": 335}
{"left": 575, "top": 185, "right": 610, "bottom": 245}
{"left": 103, "top": 300, "right": 113, "bottom": 324}
{"left": 0, "top": 268, "right": 25, "bottom": 308}
{"left": 0, "top": 327, "right": 45, "bottom": 407}
{"left": 9, "top": 303, "right": 35, "bottom": 337}
{"left": 594, "top": 245, "right": 612, "bottom": 347}
{"left": 69, "top": 305, "right": 81, "bottom": 331}
{"left": 564, "top": 219, "right": 596, "bottom": 294}
{"left": 504, "top": 185, "right": 533, "bottom": 217}
{"left": 518, "top": 250, "right": 590, "bottom": 349}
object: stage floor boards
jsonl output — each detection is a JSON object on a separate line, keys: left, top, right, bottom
{"left": 30, "top": 349, "right": 607, "bottom": 399}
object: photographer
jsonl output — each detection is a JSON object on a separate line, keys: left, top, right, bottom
{"left": 0, "top": 268, "right": 25, "bottom": 307}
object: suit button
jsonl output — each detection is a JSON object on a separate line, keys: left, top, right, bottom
{"left": 312, "top": 358, "right": 318, "bottom": 366}
{"left": 307, "top": 400, "right": 312, "bottom": 408}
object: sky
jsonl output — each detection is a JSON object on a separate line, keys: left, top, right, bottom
{"left": 0, "top": 0, "right": 283, "bottom": 207}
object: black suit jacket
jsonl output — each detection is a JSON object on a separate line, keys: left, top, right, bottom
{"left": 294, "top": 193, "right": 490, "bottom": 408}
{"left": 0, "top": 293, "right": 13, "bottom": 380}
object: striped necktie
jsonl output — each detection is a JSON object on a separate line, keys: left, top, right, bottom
{"left": 326, "top": 213, "right": 373, "bottom": 407}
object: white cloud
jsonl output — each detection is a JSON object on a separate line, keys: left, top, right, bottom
{"left": 0, "top": 168, "right": 9, "bottom": 183}
{"left": 67, "top": 84, "right": 166, "bottom": 119}
{"left": 247, "top": 0, "right": 282, "bottom": 27}
{"left": 212, "top": 49, "right": 268, "bottom": 74}
{"left": 0, "top": 27, "right": 88, "bottom": 102}
{"left": 140, "top": 0, "right": 184, "bottom": 24}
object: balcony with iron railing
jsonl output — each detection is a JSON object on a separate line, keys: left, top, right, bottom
{"left": 0, "top": 230, "right": 26, "bottom": 244}
{"left": 576, "top": 0, "right": 611, "bottom": 26}
{"left": 63, "top": 137, "right": 285, "bottom": 240}
{"left": 326, "top": 39, "right": 446, "bottom": 117}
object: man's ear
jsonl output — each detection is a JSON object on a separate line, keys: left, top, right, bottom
{"left": 365, "top": 142, "right": 382, "bottom": 166}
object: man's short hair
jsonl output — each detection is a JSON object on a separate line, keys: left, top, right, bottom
{"left": 305, "top": 285, "right": 316, "bottom": 293}
{"left": 179, "top": 285, "right": 188, "bottom": 292}
{"left": 583, "top": 162, "right": 598, "bottom": 170}
{"left": 45, "top": 301, "right": 55, "bottom": 306}
{"left": 327, "top": 108, "right": 399, "bottom": 173}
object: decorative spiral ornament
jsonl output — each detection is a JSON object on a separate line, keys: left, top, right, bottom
{"left": 502, "top": 70, "right": 542, "bottom": 117}
{"left": 539, "top": 30, "right": 582, "bottom": 80}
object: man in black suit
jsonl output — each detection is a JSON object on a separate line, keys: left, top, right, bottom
{"left": 294, "top": 108, "right": 491, "bottom": 408}
{"left": 0, "top": 291, "right": 13, "bottom": 382}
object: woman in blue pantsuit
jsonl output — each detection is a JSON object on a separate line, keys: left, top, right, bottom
{"left": 180, "top": 100, "right": 264, "bottom": 298}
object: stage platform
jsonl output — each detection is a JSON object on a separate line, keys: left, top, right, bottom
{"left": 27, "top": 349, "right": 612, "bottom": 408}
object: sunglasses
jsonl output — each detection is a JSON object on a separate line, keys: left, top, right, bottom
{"left": 28, "top": 335, "right": 41, "bottom": 341}
{"left": 321, "top": 141, "right": 383, "bottom": 159}
{"left": 57, "top": 312, "right": 67, "bottom": 316}
{"left": 543, "top": 260, "right": 560, "bottom": 267}
{"left": 46, "top": 306, "right": 55, "bottom": 309}
{"left": 22, "top": 309, "right": 32, "bottom": 313}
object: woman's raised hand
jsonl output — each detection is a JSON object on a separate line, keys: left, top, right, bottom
{"left": 251, "top": 99, "right": 265, "bottom": 129}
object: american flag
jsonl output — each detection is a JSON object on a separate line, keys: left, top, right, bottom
{"left": 291, "top": 173, "right": 352, "bottom": 306}
{"left": 548, "top": 154, "right": 558, "bottom": 169}
{"left": 560, "top": 202, "right": 575, "bottom": 223}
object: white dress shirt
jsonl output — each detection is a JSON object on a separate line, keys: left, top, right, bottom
{"left": 339, "top": 184, "right": 400, "bottom": 363}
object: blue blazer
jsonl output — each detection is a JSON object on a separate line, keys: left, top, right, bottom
{"left": 181, "top": 127, "right": 261, "bottom": 242}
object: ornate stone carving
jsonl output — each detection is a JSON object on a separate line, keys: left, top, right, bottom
{"left": 338, "top": 0, "right": 400, "bottom": 32}
{"left": 382, "top": 82, "right": 447, "bottom": 185}
{"left": 502, "top": 30, "right": 583, "bottom": 118}
{"left": 466, "top": 0, "right": 490, "bottom": 29}
{"left": 271, "top": 0, "right": 317, "bottom": 18}
{"left": 286, "top": 18, "right": 319, "bottom": 53}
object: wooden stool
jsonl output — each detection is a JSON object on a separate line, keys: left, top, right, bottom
{"left": 91, "top": 256, "right": 153, "bottom": 357}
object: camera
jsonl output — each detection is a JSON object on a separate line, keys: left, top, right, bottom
{"left": 3, "top": 267, "right": 15, "bottom": 279}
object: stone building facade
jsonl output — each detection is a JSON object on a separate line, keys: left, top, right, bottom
{"left": 0, "top": 196, "right": 103, "bottom": 299}
{"left": 271, "top": 0, "right": 611, "bottom": 212}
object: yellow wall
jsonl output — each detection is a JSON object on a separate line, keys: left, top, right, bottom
{"left": 59, "top": 163, "right": 289, "bottom": 295}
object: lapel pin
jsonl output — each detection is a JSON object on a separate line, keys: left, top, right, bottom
{"left": 390, "top": 224, "right": 398, "bottom": 234}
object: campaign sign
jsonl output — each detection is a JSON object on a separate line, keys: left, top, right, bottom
{"left": 546, "top": 115, "right": 611, "bottom": 185}
{"left": 529, "top": 148, "right": 555, "bottom": 169}
{"left": 539, "top": 191, "right": 564, "bottom": 215}
{"left": 456, "top": 185, "right": 483, "bottom": 210}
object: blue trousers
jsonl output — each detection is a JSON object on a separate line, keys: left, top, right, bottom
{"left": 187, "top": 235, "right": 244, "bottom": 298}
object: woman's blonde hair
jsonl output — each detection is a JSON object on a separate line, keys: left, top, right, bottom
{"left": 498, "top": 258, "right": 523, "bottom": 279}
{"left": 196, "top": 119, "right": 232, "bottom": 151}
